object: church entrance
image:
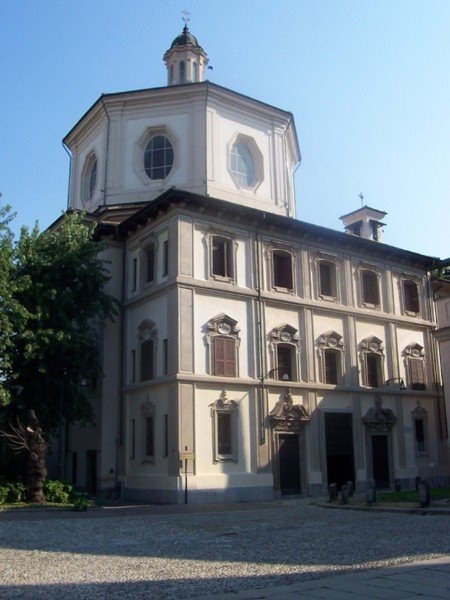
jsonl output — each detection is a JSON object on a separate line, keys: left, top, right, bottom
{"left": 278, "top": 434, "right": 301, "bottom": 494}
{"left": 371, "top": 435, "right": 390, "bottom": 488}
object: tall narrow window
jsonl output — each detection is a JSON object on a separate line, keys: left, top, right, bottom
{"left": 145, "top": 416, "right": 154, "bottom": 457}
{"left": 366, "top": 353, "right": 381, "bottom": 387}
{"left": 276, "top": 345, "right": 294, "bottom": 380}
{"left": 192, "top": 61, "right": 199, "bottom": 82}
{"left": 324, "top": 349, "right": 339, "bottom": 384}
{"left": 273, "top": 251, "right": 293, "bottom": 290}
{"left": 415, "top": 419, "right": 425, "bottom": 453}
{"left": 163, "top": 338, "right": 168, "bottom": 375}
{"left": 404, "top": 280, "right": 419, "bottom": 313}
{"left": 211, "top": 391, "right": 238, "bottom": 462}
{"left": 212, "top": 236, "right": 233, "bottom": 279}
{"left": 163, "top": 414, "right": 168, "bottom": 457}
{"left": 410, "top": 358, "right": 426, "bottom": 390}
{"left": 361, "top": 270, "right": 380, "bottom": 306}
{"left": 89, "top": 158, "right": 97, "bottom": 199}
{"left": 179, "top": 61, "right": 186, "bottom": 83}
{"left": 141, "top": 339, "right": 154, "bottom": 381}
{"left": 131, "top": 349, "right": 136, "bottom": 383}
{"left": 319, "top": 261, "right": 337, "bottom": 298}
{"left": 131, "top": 257, "right": 137, "bottom": 292}
{"left": 145, "top": 245, "right": 155, "bottom": 283}
{"left": 162, "top": 240, "right": 169, "bottom": 277}
{"left": 214, "top": 337, "right": 236, "bottom": 377}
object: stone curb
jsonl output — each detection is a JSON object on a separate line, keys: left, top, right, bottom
{"left": 313, "top": 499, "right": 450, "bottom": 516}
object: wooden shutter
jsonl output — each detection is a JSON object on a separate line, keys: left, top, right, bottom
{"left": 363, "top": 271, "right": 379, "bottom": 305}
{"left": 274, "top": 252, "right": 293, "bottom": 289}
{"left": 320, "top": 262, "right": 332, "bottom": 297}
{"left": 404, "top": 281, "right": 419, "bottom": 313}
{"left": 214, "top": 337, "right": 236, "bottom": 377}
{"left": 410, "top": 358, "right": 425, "bottom": 390}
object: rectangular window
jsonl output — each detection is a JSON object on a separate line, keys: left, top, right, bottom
{"left": 410, "top": 358, "right": 426, "bottom": 390}
{"left": 163, "top": 414, "right": 168, "bottom": 457}
{"left": 163, "top": 338, "right": 168, "bottom": 375}
{"left": 366, "top": 353, "right": 381, "bottom": 387}
{"left": 214, "top": 337, "right": 236, "bottom": 377}
{"left": 131, "top": 349, "right": 136, "bottom": 383}
{"left": 319, "top": 261, "right": 336, "bottom": 298}
{"left": 415, "top": 419, "right": 425, "bottom": 453}
{"left": 145, "top": 245, "right": 155, "bottom": 283}
{"left": 131, "top": 257, "right": 137, "bottom": 292}
{"left": 162, "top": 240, "right": 169, "bottom": 277}
{"left": 217, "top": 413, "right": 232, "bottom": 455}
{"left": 277, "top": 345, "right": 294, "bottom": 380}
{"left": 404, "top": 280, "right": 419, "bottom": 313}
{"left": 362, "top": 270, "right": 380, "bottom": 305}
{"left": 212, "top": 237, "right": 233, "bottom": 278}
{"left": 140, "top": 340, "right": 154, "bottom": 381}
{"left": 273, "top": 251, "right": 293, "bottom": 290}
{"left": 131, "top": 419, "right": 135, "bottom": 459}
{"left": 145, "top": 416, "right": 154, "bottom": 456}
{"left": 324, "top": 349, "right": 338, "bottom": 384}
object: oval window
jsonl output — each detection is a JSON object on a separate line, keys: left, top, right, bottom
{"left": 231, "top": 141, "right": 255, "bottom": 187}
{"left": 144, "top": 135, "right": 174, "bottom": 180}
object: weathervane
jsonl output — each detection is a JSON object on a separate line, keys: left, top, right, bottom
{"left": 182, "top": 9, "right": 191, "bottom": 26}
{"left": 359, "top": 192, "right": 364, "bottom": 207}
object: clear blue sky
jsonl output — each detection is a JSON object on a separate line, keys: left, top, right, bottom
{"left": 1, "top": 0, "right": 449, "bottom": 258}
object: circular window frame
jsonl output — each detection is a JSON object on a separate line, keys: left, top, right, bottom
{"left": 135, "top": 126, "right": 178, "bottom": 186}
{"left": 227, "top": 133, "right": 264, "bottom": 192}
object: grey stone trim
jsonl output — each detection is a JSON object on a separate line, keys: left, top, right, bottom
{"left": 179, "top": 383, "right": 195, "bottom": 473}
{"left": 179, "top": 287, "right": 194, "bottom": 372}
{"left": 396, "top": 396, "right": 407, "bottom": 468}
{"left": 179, "top": 217, "right": 193, "bottom": 277}
{"left": 352, "top": 394, "right": 364, "bottom": 471}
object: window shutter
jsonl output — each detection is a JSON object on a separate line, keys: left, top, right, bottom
{"left": 324, "top": 349, "right": 338, "bottom": 384}
{"left": 274, "top": 253, "right": 293, "bottom": 289}
{"left": 214, "top": 337, "right": 236, "bottom": 377}
{"left": 410, "top": 358, "right": 425, "bottom": 390}
{"left": 320, "top": 262, "right": 332, "bottom": 297}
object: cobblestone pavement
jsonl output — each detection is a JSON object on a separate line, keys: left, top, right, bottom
{"left": 0, "top": 498, "right": 449, "bottom": 599}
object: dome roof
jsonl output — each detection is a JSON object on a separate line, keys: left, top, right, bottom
{"left": 168, "top": 25, "right": 205, "bottom": 53}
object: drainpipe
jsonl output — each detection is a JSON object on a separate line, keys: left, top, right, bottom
{"left": 62, "top": 142, "right": 72, "bottom": 211}
{"left": 256, "top": 214, "right": 267, "bottom": 444}
{"left": 100, "top": 96, "right": 111, "bottom": 206}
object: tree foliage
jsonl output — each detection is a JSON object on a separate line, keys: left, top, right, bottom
{"left": 1, "top": 206, "right": 119, "bottom": 433}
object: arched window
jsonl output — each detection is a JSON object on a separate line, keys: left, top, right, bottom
{"left": 179, "top": 61, "right": 186, "bottom": 83}
{"left": 138, "top": 320, "right": 158, "bottom": 381}
{"left": 89, "top": 157, "right": 97, "bottom": 199}
{"left": 82, "top": 152, "right": 98, "bottom": 202}
{"left": 144, "top": 135, "right": 174, "bottom": 180}
{"left": 192, "top": 61, "right": 199, "bottom": 82}
{"left": 230, "top": 141, "right": 255, "bottom": 187}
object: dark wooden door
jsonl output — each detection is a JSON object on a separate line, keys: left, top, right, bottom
{"left": 372, "top": 435, "right": 390, "bottom": 488}
{"left": 325, "top": 413, "right": 355, "bottom": 488}
{"left": 278, "top": 434, "right": 301, "bottom": 494}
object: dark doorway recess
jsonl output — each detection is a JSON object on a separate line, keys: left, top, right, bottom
{"left": 278, "top": 434, "right": 301, "bottom": 494}
{"left": 371, "top": 435, "right": 390, "bottom": 488}
{"left": 86, "top": 450, "right": 97, "bottom": 493}
{"left": 325, "top": 412, "right": 355, "bottom": 488}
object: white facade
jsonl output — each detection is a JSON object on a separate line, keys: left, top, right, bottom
{"left": 62, "top": 27, "right": 449, "bottom": 502}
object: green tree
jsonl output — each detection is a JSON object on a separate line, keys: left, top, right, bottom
{"left": 3, "top": 210, "right": 119, "bottom": 433}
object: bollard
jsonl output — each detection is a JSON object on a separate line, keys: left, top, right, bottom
{"left": 347, "top": 480, "right": 354, "bottom": 496}
{"left": 418, "top": 479, "right": 430, "bottom": 508}
{"left": 340, "top": 484, "right": 349, "bottom": 505}
{"left": 366, "top": 480, "right": 376, "bottom": 505}
{"left": 394, "top": 478, "right": 401, "bottom": 492}
{"left": 328, "top": 482, "right": 337, "bottom": 502}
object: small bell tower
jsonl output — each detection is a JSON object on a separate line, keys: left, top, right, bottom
{"left": 163, "top": 15, "right": 208, "bottom": 86}
{"left": 340, "top": 199, "right": 387, "bottom": 242}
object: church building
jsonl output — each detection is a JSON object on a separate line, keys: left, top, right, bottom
{"left": 62, "top": 25, "right": 448, "bottom": 502}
